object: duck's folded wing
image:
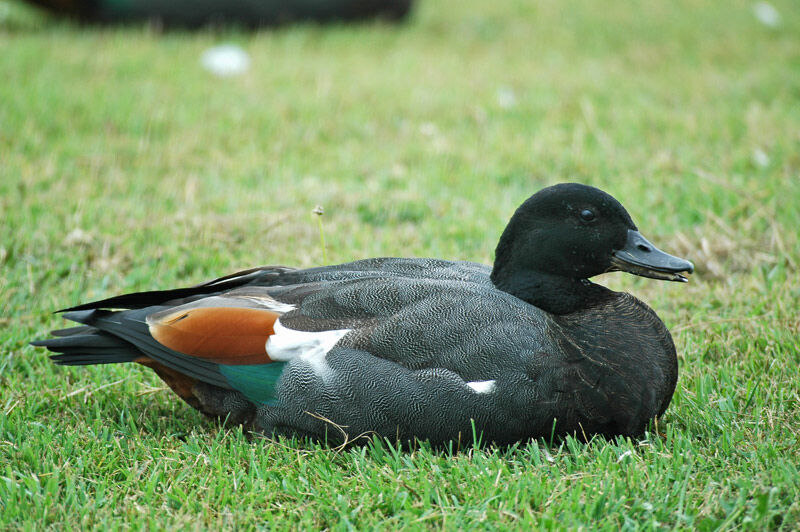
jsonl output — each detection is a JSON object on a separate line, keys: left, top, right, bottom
{"left": 39, "top": 262, "right": 501, "bottom": 408}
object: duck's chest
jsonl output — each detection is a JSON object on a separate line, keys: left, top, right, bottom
{"left": 550, "top": 293, "right": 677, "bottom": 369}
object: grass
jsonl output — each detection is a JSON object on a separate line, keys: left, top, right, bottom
{"left": 1, "top": 0, "right": 799, "bottom": 528}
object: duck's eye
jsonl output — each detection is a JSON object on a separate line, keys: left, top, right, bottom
{"left": 579, "top": 209, "right": 596, "bottom": 222}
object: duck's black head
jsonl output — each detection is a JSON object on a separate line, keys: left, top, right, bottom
{"left": 491, "top": 183, "right": 694, "bottom": 315}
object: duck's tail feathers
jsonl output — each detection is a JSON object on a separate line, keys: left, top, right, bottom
{"left": 34, "top": 308, "right": 232, "bottom": 389}
{"left": 31, "top": 312, "right": 141, "bottom": 366}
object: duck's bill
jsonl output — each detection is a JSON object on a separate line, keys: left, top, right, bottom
{"left": 610, "top": 229, "right": 695, "bottom": 282}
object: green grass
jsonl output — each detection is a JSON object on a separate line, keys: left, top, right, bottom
{"left": 2, "top": 0, "right": 799, "bottom": 528}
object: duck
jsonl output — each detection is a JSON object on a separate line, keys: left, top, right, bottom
{"left": 32, "top": 183, "right": 694, "bottom": 445}
{"left": 21, "top": 0, "right": 413, "bottom": 27}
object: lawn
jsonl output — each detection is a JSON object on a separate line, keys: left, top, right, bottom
{"left": 1, "top": 0, "right": 799, "bottom": 528}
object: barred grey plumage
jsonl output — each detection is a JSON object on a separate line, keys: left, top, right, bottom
{"left": 33, "top": 184, "right": 693, "bottom": 445}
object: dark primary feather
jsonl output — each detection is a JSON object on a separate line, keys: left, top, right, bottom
{"left": 58, "top": 266, "right": 295, "bottom": 312}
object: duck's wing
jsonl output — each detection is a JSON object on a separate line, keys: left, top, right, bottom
{"left": 35, "top": 259, "right": 502, "bottom": 408}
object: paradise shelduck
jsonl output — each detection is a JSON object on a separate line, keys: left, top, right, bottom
{"left": 33, "top": 183, "right": 694, "bottom": 445}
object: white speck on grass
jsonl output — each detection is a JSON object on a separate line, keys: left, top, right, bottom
{"left": 495, "top": 87, "right": 517, "bottom": 109}
{"left": 752, "top": 147, "right": 770, "bottom": 167}
{"left": 201, "top": 45, "right": 251, "bottom": 77}
{"left": 419, "top": 122, "right": 438, "bottom": 137}
{"left": 617, "top": 449, "right": 633, "bottom": 462}
{"left": 753, "top": 2, "right": 780, "bottom": 28}
{"left": 418, "top": 122, "right": 449, "bottom": 152}
{"left": 63, "top": 228, "right": 93, "bottom": 247}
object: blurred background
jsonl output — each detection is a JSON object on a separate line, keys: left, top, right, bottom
{"left": 1, "top": 0, "right": 798, "bottom": 528}
{"left": 2, "top": 0, "right": 797, "bottom": 284}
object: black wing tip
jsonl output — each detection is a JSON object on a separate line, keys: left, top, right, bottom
{"left": 54, "top": 294, "right": 145, "bottom": 314}
{"left": 51, "top": 266, "right": 287, "bottom": 314}
{"left": 60, "top": 309, "right": 107, "bottom": 324}
{"left": 57, "top": 302, "right": 106, "bottom": 313}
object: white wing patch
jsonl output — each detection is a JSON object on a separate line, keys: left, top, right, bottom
{"left": 224, "top": 290, "right": 297, "bottom": 313}
{"left": 266, "top": 319, "right": 351, "bottom": 380}
{"left": 145, "top": 293, "right": 295, "bottom": 324}
{"left": 241, "top": 295, "right": 296, "bottom": 313}
{"left": 466, "top": 380, "right": 497, "bottom": 394}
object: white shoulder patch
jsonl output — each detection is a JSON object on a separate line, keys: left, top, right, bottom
{"left": 266, "top": 319, "right": 351, "bottom": 380}
{"left": 236, "top": 295, "right": 296, "bottom": 313}
{"left": 466, "top": 380, "right": 497, "bottom": 394}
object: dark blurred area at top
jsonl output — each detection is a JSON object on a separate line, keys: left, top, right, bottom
{"left": 22, "top": 0, "right": 414, "bottom": 28}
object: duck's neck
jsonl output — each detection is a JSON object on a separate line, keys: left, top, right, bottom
{"left": 490, "top": 267, "right": 615, "bottom": 315}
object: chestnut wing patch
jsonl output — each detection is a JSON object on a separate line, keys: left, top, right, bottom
{"left": 144, "top": 289, "right": 355, "bottom": 405}
{"left": 147, "top": 305, "right": 281, "bottom": 365}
